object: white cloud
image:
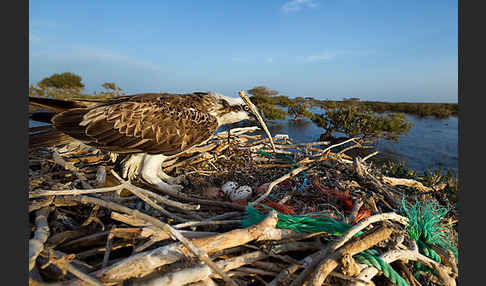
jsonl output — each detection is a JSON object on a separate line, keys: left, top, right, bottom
{"left": 300, "top": 50, "right": 374, "bottom": 62}
{"left": 281, "top": 0, "right": 319, "bottom": 13}
{"left": 302, "top": 53, "right": 335, "bottom": 62}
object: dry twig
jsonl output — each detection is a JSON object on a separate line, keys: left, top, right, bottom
{"left": 29, "top": 207, "right": 50, "bottom": 271}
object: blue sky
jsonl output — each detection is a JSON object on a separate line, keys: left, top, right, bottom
{"left": 29, "top": 0, "right": 458, "bottom": 103}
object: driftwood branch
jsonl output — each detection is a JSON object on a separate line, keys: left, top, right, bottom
{"left": 382, "top": 176, "right": 447, "bottom": 192}
{"left": 353, "top": 248, "right": 456, "bottom": 286}
{"left": 288, "top": 212, "right": 407, "bottom": 286}
{"left": 138, "top": 241, "right": 324, "bottom": 286}
{"left": 362, "top": 151, "right": 379, "bottom": 162}
{"left": 66, "top": 209, "right": 280, "bottom": 285}
{"left": 317, "top": 137, "right": 360, "bottom": 156}
{"left": 29, "top": 207, "right": 50, "bottom": 271}
{"left": 41, "top": 169, "right": 199, "bottom": 212}
{"left": 333, "top": 212, "right": 408, "bottom": 250}
{"left": 308, "top": 226, "right": 394, "bottom": 286}
{"left": 134, "top": 251, "right": 268, "bottom": 286}
{"left": 130, "top": 213, "right": 239, "bottom": 286}
{"left": 29, "top": 184, "right": 129, "bottom": 198}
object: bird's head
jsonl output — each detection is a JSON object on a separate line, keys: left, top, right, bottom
{"left": 209, "top": 92, "right": 260, "bottom": 125}
{"left": 208, "top": 91, "right": 276, "bottom": 151}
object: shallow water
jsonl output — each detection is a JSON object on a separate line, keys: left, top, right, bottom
{"left": 374, "top": 115, "right": 458, "bottom": 175}
{"left": 260, "top": 114, "right": 458, "bottom": 176}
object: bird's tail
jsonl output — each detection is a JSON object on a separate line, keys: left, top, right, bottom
{"left": 28, "top": 97, "right": 87, "bottom": 149}
{"left": 29, "top": 96, "right": 93, "bottom": 113}
{"left": 29, "top": 125, "right": 77, "bottom": 150}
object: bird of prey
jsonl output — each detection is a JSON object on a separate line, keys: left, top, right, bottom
{"left": 29, "top": 91, "right": 275, "bottom": 193}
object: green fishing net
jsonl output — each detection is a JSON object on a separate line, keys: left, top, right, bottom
{"left": 400, "top": 198, "right": 458, "bottom": 258}
{"left": 242, "top": 205, "right": 409, "bottom": 286}
{"left": 241, "top": 197, "right": 458, "bottom": 286}
{"left": 242, "top": 204, "right": 355, "bottom": 236}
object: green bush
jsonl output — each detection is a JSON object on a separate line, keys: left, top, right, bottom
{"left": 288, "top": 103, "right": 312, "bottom": 120}
{"left": 29, "top": 72, "right": 124, "bottom": 101}
{"left": 311, "top": 106, "right": 413, "bottom": 142}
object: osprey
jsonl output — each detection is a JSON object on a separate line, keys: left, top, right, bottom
{"left": 29, "top": 91, "right": 275, "bottom": 193}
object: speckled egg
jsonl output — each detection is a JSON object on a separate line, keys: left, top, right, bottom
{"left": 221, "top": 181, "right": 239, "bottom": 196}
{"left": 228, "top": 185, "right": 253, "bottom": 201}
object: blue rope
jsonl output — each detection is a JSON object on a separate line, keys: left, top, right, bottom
{"left": 296, "top": 175, "right": 308, "bottom": 192}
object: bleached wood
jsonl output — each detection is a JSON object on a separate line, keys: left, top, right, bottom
{"left": 362, "top": 151, "right": 379, "bottom": 162}
{"left": 308, "top": 226, "right": 394, "bottom": 286}
{"left": 332, "top": 212, "right": 408, "bottom": 251}
{"left": 110, "top": 170, "right": 199, "bottom": 211}
{"left": 30, "top": 171, "right": 199, "bottom": 212}
{"left": 134, "top": 251, "right": 267, "bottom": 286}
{"left": 29, "top": 208, "right": 50, "bottom": 271}
{"left": 288, "top": 212, "right": 408, "bottom": 286}
{"left": 66, "top": 210, "right": 279, "bottom": 285}
{"left": 238, "top": 90, "right": 276, "bottom": 152}
{"left": 382, "top": 176, "right": 447, "bottom": 192}
{"left": 352, "top": 248, "right": 456, "bottom": 286}
{"left": 137, "top": 240, "right": 324, "bottom": 286}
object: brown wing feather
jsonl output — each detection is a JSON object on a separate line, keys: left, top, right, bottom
{"left": 51, "top": 93, "right": 219, "bottom": 155}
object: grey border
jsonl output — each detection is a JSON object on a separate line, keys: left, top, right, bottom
{"left": 458, "top": 0, "right": 481, "bottom": 285}
{"left": 4, "top": 0, "right": 29, "bottom": 283}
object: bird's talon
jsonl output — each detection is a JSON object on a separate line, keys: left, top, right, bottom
{"left": 154, "top": 182, "right": 184, "bottom": 194}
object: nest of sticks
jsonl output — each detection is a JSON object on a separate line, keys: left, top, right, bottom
{"left": 29, "top": 126, "right": 459, "bottom": 286}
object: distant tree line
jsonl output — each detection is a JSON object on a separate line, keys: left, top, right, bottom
{"left": 319, "top": 100, "right": 458, "bottom": 119}
{"left": 29, "top": 72, "right": 125, "bottom": 100}
{"left": 247, "top": 87, "right": 457, "bottom": 120}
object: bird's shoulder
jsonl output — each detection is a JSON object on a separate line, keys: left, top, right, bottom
{"left": 107, "top": 92, "right": 214, "bottom": 111}
{"left": 69, "top": 92, "right": 219, "bottom": 155}
{"left": 82, "top": 92, "right": 216, "bottom": 125}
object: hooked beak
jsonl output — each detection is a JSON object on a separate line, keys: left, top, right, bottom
{"left": 238, "top": 90, "right": 276, "bottom": 152}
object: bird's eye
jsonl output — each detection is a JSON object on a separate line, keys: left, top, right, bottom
{"left": 243, "top": 105, "right": 250, "bottom": 112}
